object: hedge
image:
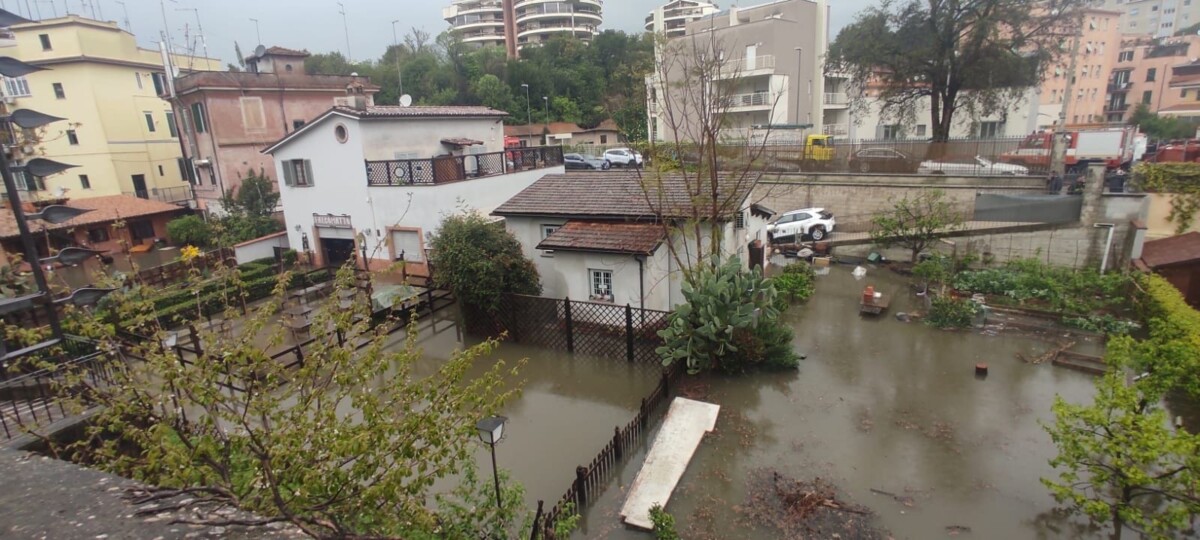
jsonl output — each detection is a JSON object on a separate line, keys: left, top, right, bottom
{"left": 1131, "top": 274, "right": 1200, "bottom": 398}
{"left": 134, "top": 269, "right": 335, "bottom": 327}
{"left": 149, "top": 262, "right": 283, "bottom": 312}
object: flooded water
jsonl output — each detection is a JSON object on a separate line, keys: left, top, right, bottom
{"left": 571, "top": 263, "right": 1103, "bottom": 539}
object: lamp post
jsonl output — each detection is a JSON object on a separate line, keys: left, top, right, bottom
{"left": 391, "top": 20, "right": 403, "bottom": 100}
{"left": 520, "top": 83, "right": 531, "bottom": 126}
{"left": 475, "top": 415, "right": 507, "bottom": 509}
{"left": 542, "top": 96, "right": 549, "bottom": 146}
{"left": 794, "top": 46, "right": 803, "bottom": 128}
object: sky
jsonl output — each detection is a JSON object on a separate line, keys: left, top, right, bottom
{"left": 0, "top": 0, "right": 875, "bottom": 66}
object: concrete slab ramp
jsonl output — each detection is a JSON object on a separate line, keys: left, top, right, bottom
{"left": 620, "top": 397, "right": 720, "bottom": 530}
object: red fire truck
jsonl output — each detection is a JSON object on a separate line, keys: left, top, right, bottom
{"left": 999, "top": 127, "right": 1142, "bottom": 173}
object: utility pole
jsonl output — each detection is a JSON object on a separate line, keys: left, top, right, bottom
{"left": 249, "top": 18, "right": 261, "bottom": 46}
{"left": 176, "top": 7, "right": 209, "bottom": 60}
{"left": 1051, "top": 10, "right": 1083, "bottom": 177}
{"left": 391, "top": 20, "right": 403, "bottom": 101}
{"left": 338, "top": 2, "right": 352, "bottom": 62}
{"left": 158, "top": 0, "right": 175, "bottom": 57}
{"left": 521, "top": 83, "right": 531, "bottom": 125}
{"left": 114, "top": 0, "right": 130, "bottom": 31}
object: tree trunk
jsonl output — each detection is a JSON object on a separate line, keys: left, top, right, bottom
{"left": 910, "top": 248, "right": 920, "bottom": 264}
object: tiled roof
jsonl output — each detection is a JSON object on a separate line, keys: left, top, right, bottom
{"left": 0, "top": 195, "right": 183, "bottom": 239}
{"left": 339, "top": 105, "right": 509, "bottom": 118}
{"left": 174, "top": 72, "right": 380, "bottom": 93}
{"left": 505, "top": 122, "right": 584, "bottom": 137}
{"left": 441, "top": 137, "right": 484, "bottom": 146}
{"left": 1141, "top": 232, "right": 1200, "bottom": 268}
{"left": 492, "top": 171, "right": 757, "bottom": 220}
{"left": 264, "top": 46, "right": 310, "bottom": 57}
{"left": 582, "top": 119, "right": 621, "bottom": 133}
{"left": 537, "top": 221, "right": 665, "bottom": 255}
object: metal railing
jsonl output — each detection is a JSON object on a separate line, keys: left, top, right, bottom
{"left": 124, "top": 185, "right": 194, "bottom": 204}
{"left": 724, "top": 91, "right": 775, "bottom": 108}
{"left": 364, "top": 146, "right": 563, "bottom": 187}
{"left": 721, "top": 54, "right": 775, "bottom": 74}
{"left": 823, "top": 123, "right": 849, "bottom": 136}
{"left": 0, "top": 348, "right": 118, "bottom": 441}
{"left": 823, "top": 92, "right": 849, "bottom": 106}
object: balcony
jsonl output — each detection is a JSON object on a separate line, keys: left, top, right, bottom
{"left": 723, "top": 91, "right": 776, "bottom": 110}
{"left": 823, "top": 92, "right": 848, "bottom": 107}
{"left": 823, "top": 123, "right": 849, "bottom": 136}
{"left": 123, "top": 185, "right": 194, "bottom": 205}
{"left": 517, "top": 23, "right": 599, "bottom": 39}
{"left": 718, "top": 55, "right": 775, "bottom": 78}
{"left": 1104, "top": 103, "right": 1130, "bottom": 113}
{"left": 1107, "top": 81, "right": 1132, "bottom": 93}
{"left": 365, "top": 146, "right": 564, "bottom": 187}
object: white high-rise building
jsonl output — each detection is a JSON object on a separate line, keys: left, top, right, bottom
{"left": 1089, "top": 0, "right": 1200, "bottom": 37}
{"left": 443, "top": 0, "right": 603, "bottom": 59}
{"left": 645, "top": 1, "right": 721, "bottom": 38}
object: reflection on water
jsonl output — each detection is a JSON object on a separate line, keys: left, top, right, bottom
{"left": 45, "top": 247, "right": 181, "bottom": 290}
{"left": 575, "top": 264, "right": 1100, "bottom": 539}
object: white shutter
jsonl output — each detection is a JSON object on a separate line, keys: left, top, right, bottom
{"left": 281, "top": 160, "right": 295, "bottom": 186}
{"left": 391, "top": 230, "right": 424, "bottom": 262}
{"left": 303, "top": 160, "right": 315, "bottom": 186}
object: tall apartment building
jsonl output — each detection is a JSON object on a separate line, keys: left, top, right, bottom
{"left": 1090, "top": 0, "right": 1200, "bottom": 36}
{"left": 1105, "top": 34, "right": 1200, "bottom": 122}
{"left": 645, "top": 1, "right": 721, "bottom": 38}
{"left": 0, "top": 14, "right": 218, "bottom": 202}
{"left": 647, "top": 0, "right": 831, "bottom": 144}
{"left": 1038, "top": 8, "right": 1123, "bottom": 128}
{"left": 443, "top": 0, "right": 603, "bottom": 59}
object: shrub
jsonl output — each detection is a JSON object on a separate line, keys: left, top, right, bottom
{"left": 649, "top": 504, "right": 680, "bottom": 540}
{"left": 952, "top": 258, "right": 1135, "bottom": 317}
{"left": 658, "top": 257, "right": 799, "bottom": 374}
{"left": 428, "top": 211, "right": 541, "bottom": 313}
{"left": 281, "top": 249, "right": 298, "bottom": 267}
{"left": 166, "top": 215, "right": 214, "bottom": 248}
{"left": 926, "top": 296, "right": 978, "bottom": 329}
{"left": 772, "top": 261, "right": 816, "bottom": 309}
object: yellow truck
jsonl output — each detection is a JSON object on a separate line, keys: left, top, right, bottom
{"left": 799, "top": 134, "right": 835, "bottom": 171}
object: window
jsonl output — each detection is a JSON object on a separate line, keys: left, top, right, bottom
{"left": 38, "top": 34, "right": 51, "bottom": 50}
{"left": 87, "top": 227, "right": 109, "bottom": 243}
{"left": 914, "top": 125, "right": 927, "bottom": 137}
{"left": 1184, "top": 89, "right": 1190, "bottom": 98}
{"left": 390, "top": 229, "right": 424, "bottom": 262}
{"left": 144, "top": 111, "right": 156, "bottom": 132}
{"left": 282, "top": 159, "right": 313, "bottom": 187}
{"left": 285, "top": 64, "right": 294, "bottom": 72}
{"left": 177, "top": 157, "right": 195, "bottom": 184}
{"left": 735, "top": 211, "right": 746, "bottom": 229}
{"left": 151, "top": 72, "right": 166, "bottom": 95}
{"left": 292, "top": 119, "right": 306, "bottom": 131}
{"left": 66, "top": 129, "right": 78, "bottom": 145}
{"left": 589, "top": 269, "right": 613, "bottom": 301}
{"left": 540, "top": 224, "right": 560, "bottom": 255}
{"left": 52, "top": 82, "right": 64, "bottom": 99}
{"left": 79, "top": 174, "right": 90, "bottom": 189}
{"left": 879, "top": 124, "right": 903, "bottom": 139}
{"left": 166, "top": 111, "right": 177, "bottom": 137}
{"left": 3, "top": 76, "right": 30, "bottom": 97}
{"left": 600, "top": 135, "right": 608, "bottom": 144}
{"left": 17, "top": 171, "right": 42, "bottom": 191}
{"left": 239, "top": 96, "right": 266, "bottom": 131}
{"left": 128, "top": 219, "right": 155, "bottom": 241}
{"left": 1195, "top": 91, "right": 1200, "bottom": 102}
{"left": 334, "top": 123, "right": 348, "bottom": 143}
{"left": 978, "top": 121, "right": 1006, "bottom": 138}
{"left": 190, "top": 102, "right": 206, "bottom": 132}
{"left": 135, "top": 72, "right": 143, "bottom": 89}
{"left": 1144, "top": 90, "right": 1153, "bottom": 104}
{"left": 158, "top": 165, "right": 164, "bottom": 176}
{"left": 1119, "top": 50, "right": 1134, "bottom": 62}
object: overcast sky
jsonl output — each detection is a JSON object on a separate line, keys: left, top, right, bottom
{"left": 0, "top": 0, "right": 875, "bottom": 65}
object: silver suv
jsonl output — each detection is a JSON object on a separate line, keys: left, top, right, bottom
{"left": 603, "top": 147, "right": 643, "bottom": 168}
{"left": 766, "top": 207, "right": 836, "bottom": 243}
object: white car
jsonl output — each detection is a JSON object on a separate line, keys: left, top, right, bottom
{"left": 918, "top": 155, "right": 1030, "bottom": 176}
{"left": 604, "top": 147, "right": 643, "bottom": 168}
{"left": 766, "top": 207, "right": 836, "bottom": 243}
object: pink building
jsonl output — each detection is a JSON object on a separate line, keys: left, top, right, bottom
{"left": 1038, "top": 8, "right": 1123, "bottom": 127}
{"left": 170, "top": 47, "right": 379, "bottom": 213}
{"left": 1106, "top": 34, "right": 1200, "bottom": 122}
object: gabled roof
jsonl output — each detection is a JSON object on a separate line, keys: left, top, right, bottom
{"left": 1141, "top": 232, "right": 1200, "bottom": 269}
{"left": 537, "top": 221, "right": 664, "bottom": 255}
{"left": 262, "top": 105, "right": 508, "bottom": 154}
{"left": 0, "top": 195, "right": 182, "bottom": 240}
{"left": 492, "top": 171, "right": 758, "bottom": 220}
{"left": 505, "top": 122, "right": 584, "bottom": 137}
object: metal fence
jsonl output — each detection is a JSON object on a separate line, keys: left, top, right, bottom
{"left": 466, "top": 294, "right": 672, "bottom": 363}
{"left": 0, "top": 348, "right": 120, "bottom": 441}
{"left": 364, "top": 146, "right": 564, "bottom": 187}
{"left": 123, "top": 185, "right": 194, "bottom": 205}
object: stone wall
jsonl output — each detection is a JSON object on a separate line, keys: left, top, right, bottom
{"left": 753, "top": 173, "right": 1047, "bottom": 231}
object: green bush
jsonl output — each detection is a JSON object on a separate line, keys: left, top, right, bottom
{"left": 927, "top": 296, "right": 978, "bottom": 329}
{"left": 772, "top": 261, "right": 816, "bottom": 309}
{"left": 657, "top": 257, "right": 799, "bottom": 374}
{"left": 281, "top": 249, "right": 298, "bottom": 267}
{"left": 649, "top": 504, "right": 679, "bottom": 540}
{"left": 428, "top": 211, "right": 541, "bottom": 314}
{"left": 953, "top": 258, "right": 1135, "bottom": 317}
{"left": 166, "top": 215, "right": 214, "bottom": 248}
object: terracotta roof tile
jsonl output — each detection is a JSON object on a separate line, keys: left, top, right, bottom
{"left": 0, "top": 195, "right": 184, "bottom": 239}
{"left": 342, "top": 105, "right": 508, "bottom": 118}
{"left": 264, "top": 46, "right": 310, "bottom": 57}
{"left": 174, "top": 72, "right": 380, "bottom": 93}
{"left": 1141, "top": 232, "right": 1200, "bottom": 268}
{"left": 505, "top": 122, "right": 584, "bottom": 137}
{"left": 537, "top": 221, "right": 665, "bottom": 255}
{"left": 492, "top": 171, "right": 757, "bottom": 220}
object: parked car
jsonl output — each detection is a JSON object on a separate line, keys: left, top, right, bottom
{"left": 604, "top": 147, "right": 643, "bottom": 168}
{"left": 848, "top": 148, "right": 919, "bottom": 173}
{"left": 564, "top": 153, "right": 611, "bottom": 170}
{"left": 918, "top": 155, "right": 1030, "bottom": 176}
{"left": 766, "top": 207, "right": 836, "bottom": 243}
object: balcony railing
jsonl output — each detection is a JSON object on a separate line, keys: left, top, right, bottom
{"left": 1105, "top": 103, "right": 1131, "bottom": 113}
{"left": 1107, "top": 81, "right": 1132, "bottom": 92}
{"left": 123, "top": 185, "right": 194, "bottom": 205}
{"left": 365, "top": 146, "right": 564, "bottom": 187}
{"left": 723, "top": 91, "right": 775, "bottom": 109}
{"left": 823, "top": 92, "right": 848, "bottom": 106}
{"left": 823, "top": 123, "right": 849, "bottom": 136}
{"left": 720, "top": 55, "right": 775, "bottom": 75}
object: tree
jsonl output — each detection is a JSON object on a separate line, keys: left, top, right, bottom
{"left": 828, "top": 0, "right": 1085, "bottom": 142}
{"left": 166, "top": 215, "right": 214, "bottom": 248}
{"left": 869, "top": 190, "right": 965, "bottom": 263}
{"left": 428, "top": 211, "right": 541, "bottom": 314}
{"left": 1128, "top": 104, "right": 1197, "bottom": 141}
{"left": 472, "top": 74, "right": 515, "bottom": 112}
{"left": 61, "top": 265, "right": 531, "bottom": 538}
{"left": 216, "top": 169, "right": 283, "bottom": 245}
{"left": 1043, "top": 337, "right": 1200, "bottom": 540}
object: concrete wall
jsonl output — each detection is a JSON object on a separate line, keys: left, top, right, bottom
{"left": 359, "top": 117, "right": 506, "bottom": 160}
{"left": 753, "top": 173, "right": 1048, "bottom": 230}
{"left": 233, "top": 231, "right": 289, "bottom": 265}
{"left": 1143, "top": 193, "right": 1200, "bottom": 240}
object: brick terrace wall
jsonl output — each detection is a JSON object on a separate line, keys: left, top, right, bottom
{"left": 752, "top": 173, "right": 1048, "bottom": 231}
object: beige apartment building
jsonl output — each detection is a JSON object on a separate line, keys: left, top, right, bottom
{"left": 1090, "top": 0, "right": 1200, "bottom": 36}
{"left": 1038, "top": 8, "right": 1123, "bottom": 128}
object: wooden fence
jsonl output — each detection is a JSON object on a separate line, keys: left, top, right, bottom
{"left": 467, "top": 294, "right": 672, "bottom": 363}
{"left": 532, "top": 364, "right": 683, "bottom": 538}
{"left": 134, "top": 247, "right": 235, "bottom": 289}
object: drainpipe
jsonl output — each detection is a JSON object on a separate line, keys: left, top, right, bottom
{"left": 1095, "top": 223, "right": 1115, "bottom": 274}
{"left": 634, "top": 253, "right": 646, "bottom": 314}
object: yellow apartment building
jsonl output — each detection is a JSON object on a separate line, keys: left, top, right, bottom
{"left": 0, "top": 15, "right": 218, "bottom": 202}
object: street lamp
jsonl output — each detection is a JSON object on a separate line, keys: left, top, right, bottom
{"left": 40, "top": 246, "right": 103, "bottom": 267}
{"left": 391, "top": 20, "right": 403, "bottom": 101}
{"left": 542, "top": 96, "right": 549, "bottom": 145}
{"left": 794, "top": 46, "right": 803, "bottom": 127}
{"left": 520, "top": 83, "right": 531, "bottom": 126}
{"left": 475, "top": 415, "right": 507, "bottom": 510}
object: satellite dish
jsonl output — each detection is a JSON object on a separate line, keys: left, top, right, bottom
{"left": 399, "top": 94, "right": 412, "bottom": 107}
{"left": 254, "top": 44, "right": 267, "bottom": 57}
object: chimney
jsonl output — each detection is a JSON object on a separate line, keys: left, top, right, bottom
{"left": 346, "top": 79, "right": 368, "bottom": 111}
{"left": 730, "top": 6, "right": 739, "bottom": 26}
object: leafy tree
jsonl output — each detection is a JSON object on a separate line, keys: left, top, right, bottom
{"left": 471, "top": 74, "right": 514, "bottom": 111}
{"left": 216, "top": 169, "right": 283, "bottom": 245}
{"left": 1043, "top": 338, "right": 1200, "bottom": 540}
{"left": 1129, "top": 104, "right": 1198, "bottom": 141}
{"left": 428, "top": 211, "right": 541, "bottom": 314}
{"left": 828, "top": 0, "right": 1085, "bottom": 142}
{"left": 165, "top": 215, "right": 214, "bottom": 248}
{"left": 870, "top": 190, "right": 965, "bottom": 263}
{"left": 657, "top": 257, "right": 799, "bottom": 374}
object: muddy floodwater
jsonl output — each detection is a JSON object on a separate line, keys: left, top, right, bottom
{"left": 564, "top": 264, "right": 1102, "bottom": 539}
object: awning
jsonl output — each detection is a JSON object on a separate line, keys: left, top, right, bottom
{"left": 441, "top": 137, "right": 483, "bottom": 147}
{"left": 537, "top": 221, "right": 665, "bottom": 256}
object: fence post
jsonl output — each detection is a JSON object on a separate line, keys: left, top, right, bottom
{"left": 188, "top": 324, "right": 202, "bottom": 356}
{"left": 625, "top": 304, "right": 634, "bottom": 363}
{"left": 564, "top": 297, "right": 574, "bottom": 354}
{"left": 336, "top": 329, "right": 345, "bottom": 347}
{"left": 529, "top": 500, "right": 544, "bottom": 540}
{"left": 639, "top": 397, "right": 648, "bottom": 426}
{"left": 574, "top": 465, "right": 588, "bottom": 506}
{"left": 613, "top": 426, "right": 623, "bottom": 460}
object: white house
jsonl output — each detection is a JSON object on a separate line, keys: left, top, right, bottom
{"left": 851, "top": 87, "right": 1042, "bottom": 140}
{"left": 263, "top": 103, "right": 565, "bottom": 277}
{"left": 492, "top": 172, "right": 773, "bottom": 312}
